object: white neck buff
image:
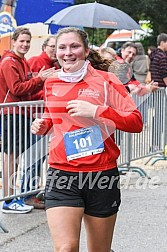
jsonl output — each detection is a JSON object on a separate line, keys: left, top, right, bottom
{"left": 58, "top": 60, "right": 90, "bottom": 83}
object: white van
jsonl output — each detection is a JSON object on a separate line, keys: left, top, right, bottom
{"left": 102, "top": 29, "right": 148, "bottom": 51}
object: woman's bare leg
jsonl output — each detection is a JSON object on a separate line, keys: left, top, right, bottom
{"left": 84, "top": 213, "right": 117, "bottom": 252}
{"left": 46, "top": 206, "right": 84, "bottom": 252}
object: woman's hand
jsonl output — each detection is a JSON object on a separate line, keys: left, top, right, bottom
{"left": 146, "top": 81, "right": 159, "bottom": 93}
{"left": 128, "top": 81, "right": 159, "bottom": 96}
{"left": 31, "top": 118, "right": 48, "bottom": 135}
{"left": 38, "top": 66, "right": 56, "bottom": 81}
{"left": 66, "top": 100, "right": 98, "bottom": 118}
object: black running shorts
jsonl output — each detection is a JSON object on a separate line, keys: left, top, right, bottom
{"left": 45, "top": 167, "right": 121, "bottom": 218}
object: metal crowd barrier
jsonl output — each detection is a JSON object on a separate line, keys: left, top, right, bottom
{"left": 0, "top": 100, "right": 48, "bottom": 204}
{"left": 0, "top": 88, "right": 166, "bottom": 203}
{"left": 116, "top": 88, "right": 167, "bottom": 176}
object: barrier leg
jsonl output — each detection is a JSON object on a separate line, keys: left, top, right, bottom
{"left": 144, "top": 152, "right": 164, "bottom": 165}
{"left": 0, "top": 221, "right": 9, "bottom": 233}
{"left": 118, "top": 165, "right": 150, "bottom": 178}
{"left": 144, "top": 156, "right": 157, "bottom": 165}
{"left": 150, "top": 155, "right": 167, "bottom": 165}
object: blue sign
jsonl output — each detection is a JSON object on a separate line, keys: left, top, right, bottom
{"left": 64, "top": 125, "right": 104, "bottom": 161}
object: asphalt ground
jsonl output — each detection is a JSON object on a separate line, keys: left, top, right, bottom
{"left": 0, "top": 157, "right": 167, "bottom": 252}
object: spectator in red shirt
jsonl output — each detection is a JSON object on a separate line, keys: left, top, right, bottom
{"left": 0, "top": 27, "right": 55, "bottom": 214}
{"left": 21, "top": 36, "right": 60, "bottom": 209}
{"left": 115, "top": 42, "right": 158, "bottom": 95}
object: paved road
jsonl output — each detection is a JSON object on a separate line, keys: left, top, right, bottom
{"left": 0, "top": 159, "right": 167, "bottom": 252}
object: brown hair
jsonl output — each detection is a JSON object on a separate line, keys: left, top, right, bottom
{"left": 135, "top": 42, "right": 145, "bottom": 55}
{"left": 55, "top": 27, "right": 89, "bottom": 49}
{"left": 99, "top": 47, "right": 116, "bottom": 61}
{"left": 87, "top": 48, "right": 112, "bottom": 71}
{"left": 12, "top": 27, "right": 31, "bottom": 41}
{"left": 121, "top": 41, "right": 137, "bottom": 50}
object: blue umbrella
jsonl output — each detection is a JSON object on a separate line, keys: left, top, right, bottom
{"left": 45, "top": 2, "right": 141, "bottom": 30}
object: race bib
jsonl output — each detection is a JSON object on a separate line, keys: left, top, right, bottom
{"left": 64, "top": 125, "right": 104, "bottom": 161}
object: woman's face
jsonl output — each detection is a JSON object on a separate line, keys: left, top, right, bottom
{"left": 56, "top": 32, "right": 89, "bottom": 72}
{"left": 121, "top": 46, "right": 136, "bottom": 63}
